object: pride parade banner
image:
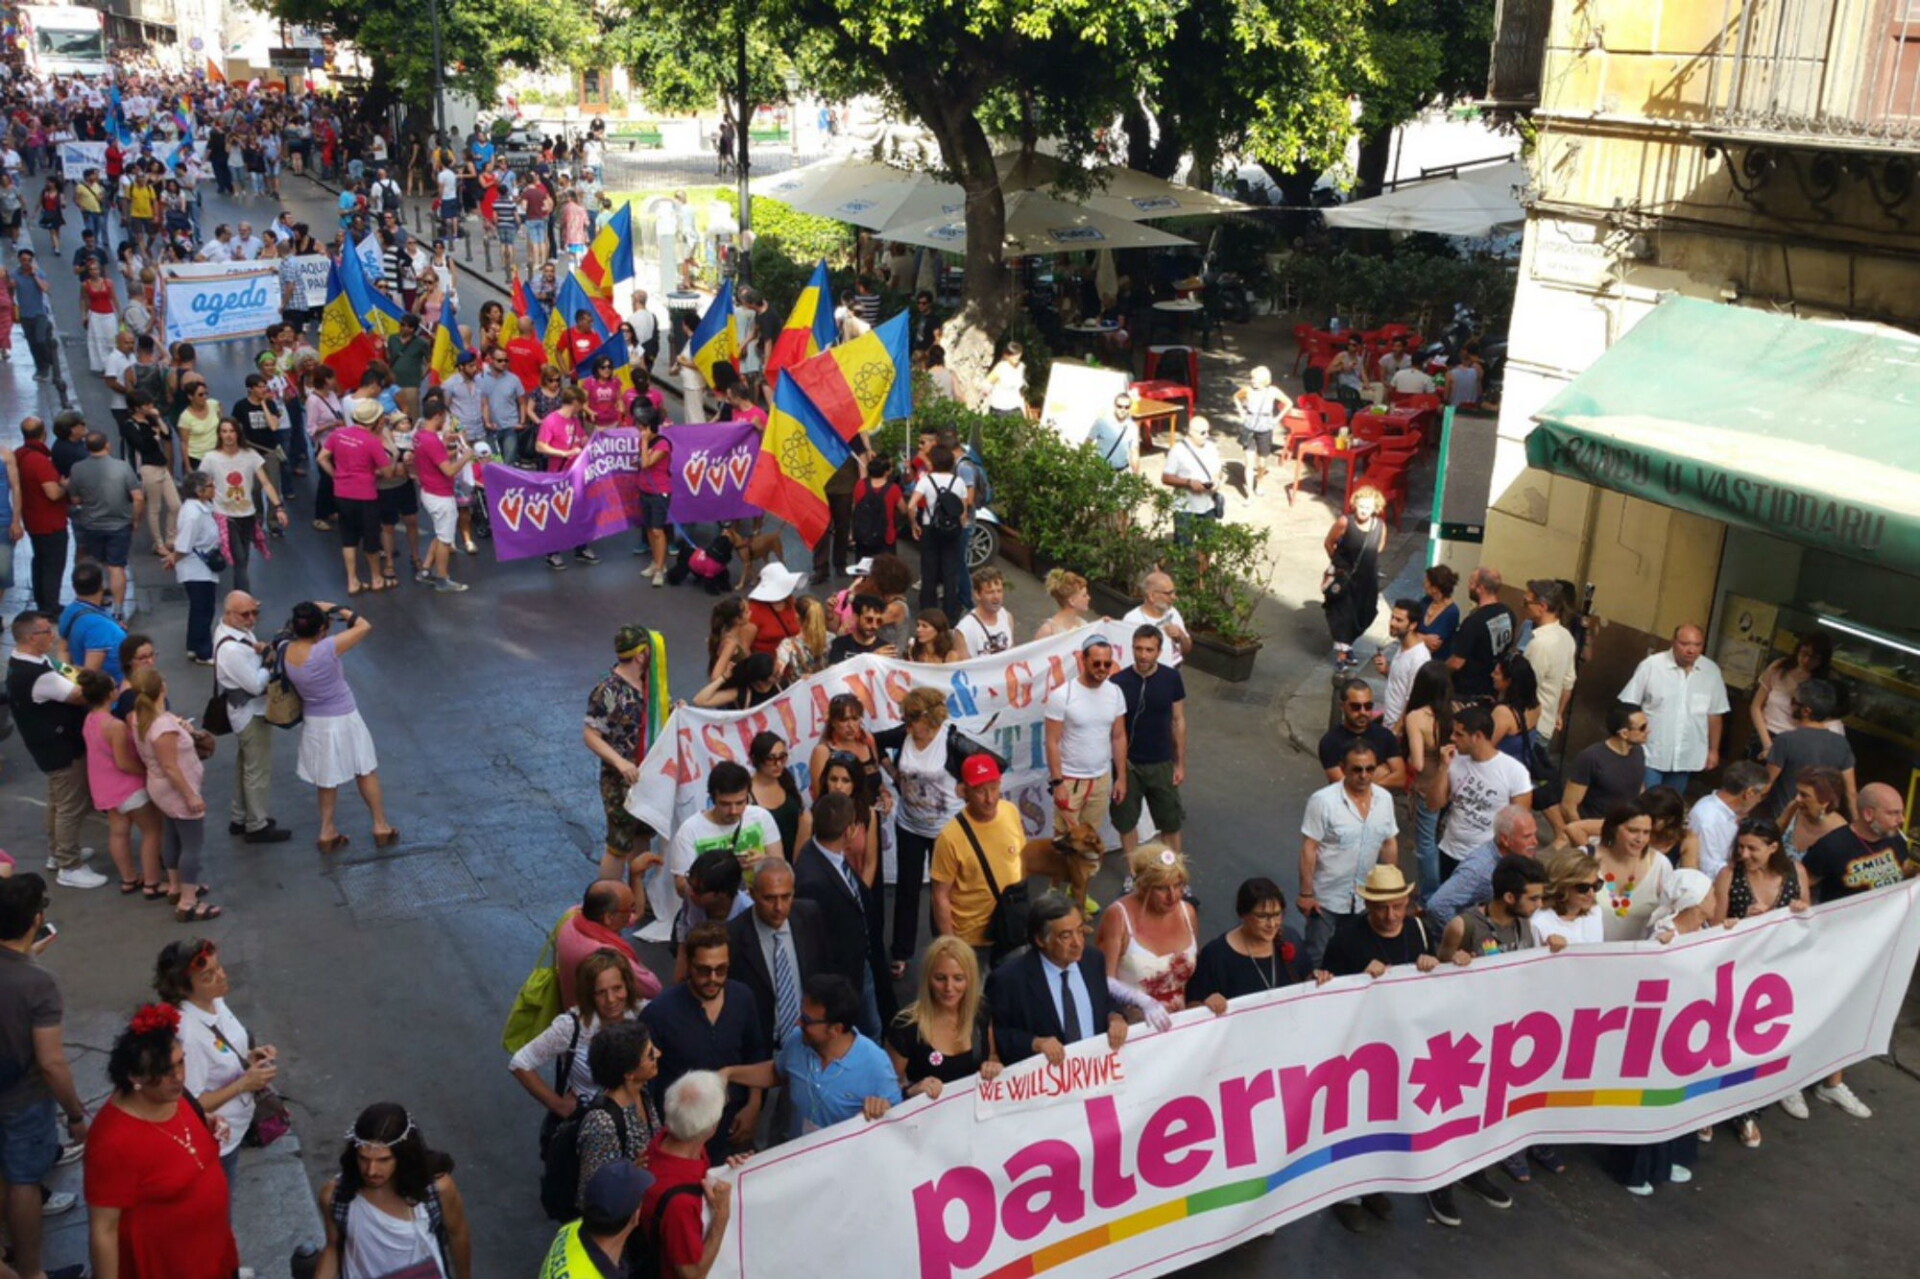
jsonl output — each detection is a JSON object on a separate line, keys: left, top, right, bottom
{"left": 160, "top": 261, "right": 281, "bottom": 346}
{"left": 712, "top": 883, "right": 1920, "bottom": 1279}
{"left": 486, "top": 424, "right": 758, "bottom": 560}
{"left": 664, "top": 421, "right": 760, "bottom": 524}
{"left": 627, "top": 630, "right": 1097, "bottom": 836}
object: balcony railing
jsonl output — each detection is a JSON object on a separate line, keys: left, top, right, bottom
{"left": 1485, "top": 0, "right": 1552, "bottom": 108}
{"left": 1705, "top": 0, "right": 1920, "bottom": 149}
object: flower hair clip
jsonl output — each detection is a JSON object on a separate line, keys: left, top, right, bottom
{"left": 1159, "top": 848, "right": 1177, "bottom": 867}
{"left": 344, "top": 1113, "right": 417, "bottom": 1148}
{"left": 129, "top": 1003, "right": 181, "bottom": 1036}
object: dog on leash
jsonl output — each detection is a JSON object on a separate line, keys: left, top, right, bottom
{"left": 724, "top": 523, "right": 786, "bottom": 591}
{"left": 1022, "top": 821, "right": 1109, "bottom": 911}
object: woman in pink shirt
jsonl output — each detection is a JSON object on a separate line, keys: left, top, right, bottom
{"left": 535, "top": 388, "right": 597, "bottom": 570}
{"left": 580, "top": 355, "right": 634, "bottom": 429}
{"left": 79, "top": 668, "right": 164, "bottom": 897}
{"left": 635, "top": 415, "right": 673, "bottom": 585}
{"left": 318, "top": 399, "right": 395, "bottom": 595}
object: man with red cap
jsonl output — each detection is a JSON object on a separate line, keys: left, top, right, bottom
{"left": 931, "top": 754, "right": 1030, "bottom": 970}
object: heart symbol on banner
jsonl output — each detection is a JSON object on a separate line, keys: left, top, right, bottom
{"left": 497, "top": 491, "right": 525, "bottom": 532}
{"left": 525, "top": 495, "right": 551, "bottom": 531}
{"left": 683, "top": 455, "right": 709, "bottom": 495}
{"left": 726, "top": 452, "right": 752, "bottom": 491}
{"left": 551, "top": 488, "right": 574, "bottom": 523}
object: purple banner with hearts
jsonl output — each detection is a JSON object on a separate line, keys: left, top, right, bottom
{"left": 664, "top": 421, "right": 762, "bottom": 524}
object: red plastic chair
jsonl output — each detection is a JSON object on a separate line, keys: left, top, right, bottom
{"left": 1131, "top": 378, "right": 1196, "bottom": 417}
{"left": 1143, "top": 346, "right": 1200, "bottom": 397}
{"left": 1356, "top": 444, "right": 1419, "bottom": 526}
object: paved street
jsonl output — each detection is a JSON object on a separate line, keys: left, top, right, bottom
{"left": 0, "top": 173, "right": 1915, "bottom": 1278}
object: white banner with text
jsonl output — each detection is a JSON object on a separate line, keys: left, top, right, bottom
{"left": 713, "top": 883, "right": 1920, "bottom": 1279}
{"left": 161, "top": 261, "right": 282, "bottom": 346}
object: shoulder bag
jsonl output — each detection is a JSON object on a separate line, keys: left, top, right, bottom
{"left": 958, "top": 813, "right": 1029, "bottom": 962}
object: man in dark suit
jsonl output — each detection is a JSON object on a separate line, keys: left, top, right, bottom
{"left": 727, "top": 859, "right": 829, "bottom": 1049}
{"left": 792, "top": 793, "right": 883, "bottom": 1037}
{"left": 987, "top": 891, "right": 1129, "bottom": 1064}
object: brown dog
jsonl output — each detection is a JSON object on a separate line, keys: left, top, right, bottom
{"left": 725, "top": 524, "right": 786, "bottom": 591}
{"left": 1021, "top": 821, "right": 1108, "bottom": 911}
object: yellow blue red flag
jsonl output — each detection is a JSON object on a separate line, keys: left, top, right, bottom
{"left": 785, "top": 310, "right": 913, "bottom": 440}
{"left": 766, "top": 261, "right": 836, "bottom": 383}
{"left": 688, "top": 280, "right": 740, "bottom": 390}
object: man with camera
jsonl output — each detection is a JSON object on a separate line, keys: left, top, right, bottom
{"left": 214, "top": 591, "right": 293, "bottom": 844}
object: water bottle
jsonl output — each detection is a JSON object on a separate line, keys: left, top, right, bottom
{"left": 1336, "top": 425, "right": 1350, "bottom": 450}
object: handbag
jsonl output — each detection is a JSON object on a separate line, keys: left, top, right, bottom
{"left": 262, "top": 640, "right": 304, "bottom": 730}
{"left": 200, "top": 637, "right": 243, "bottom": 736}
{"left": 957, "top": 813, "right": 1029, "bottom": 962}
{"left": 244, "top": 1087, "right": 292, "bottom": 1147}
{"left": 196, "top": 544, "right": 229, "bottom": 574}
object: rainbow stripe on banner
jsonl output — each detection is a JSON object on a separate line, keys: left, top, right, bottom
{"left": 977, "top": 1055, "right": 1792, "bottom": 1279}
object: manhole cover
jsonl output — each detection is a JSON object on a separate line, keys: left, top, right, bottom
{"left": 332, "top": 850, "right": 485, "bottom": 924}
{"left": 1213, "top": 685, "right": 1277, "bottom": 707}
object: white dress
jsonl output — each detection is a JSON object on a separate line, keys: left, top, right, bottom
{"left": 342, "top": 1193, "right": 447, "bottom": 1279}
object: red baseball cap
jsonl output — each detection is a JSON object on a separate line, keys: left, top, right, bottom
{"left": 961, "top": 754, "right": 1002, "bottom": 787}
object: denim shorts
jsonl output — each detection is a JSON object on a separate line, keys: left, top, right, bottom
{"left": 0, "top": 1100, "right": 60, "bottom": 1184}
{"left": 75, "top": 523, "right": 133, "bottom": 567}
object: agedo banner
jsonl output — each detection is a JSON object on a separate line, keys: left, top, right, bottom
{"left": 628, "top": 629, "right": 1097, "bottom": 836}
{"left": 712, "top": 883, "right": 1920, "bottom": 1279}
{"left": 160, "top": 261, "right": 282, "bottom": 346}
{"left": 485, "top": 424, "right": 759, "bottom": 561}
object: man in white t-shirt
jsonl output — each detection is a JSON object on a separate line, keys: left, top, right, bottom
{"left": 1160, "top": 415, "right": 1224, "bottom": 537}
{"left": 954, "top": 567, "right": 1014, "bottom": 658}
{"left": 667, "top": 760, "right": 784, "bottom": 915}
{"left": 436, "top": 164, "right": 460, "bottom": 237}
{"left": 1044, "top": 634, "right": 1129, "bottom": 840}
{"left": 1437, "top": 705, "right": 1533, "bottom": 868}
{"left": 1120, "top": 571, "right": 1192, "bottom": 668}
{"left": 1375, "top": 598, "right": 1430, "bottom": 732}
{"left": 1389, "top": 363, "right": 1436, "bottom": 396}
{"left": 197, "top": 224, "right": 235, "bottom": 263}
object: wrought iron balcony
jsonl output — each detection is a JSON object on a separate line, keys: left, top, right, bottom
{"left": 1485, "top": 0, "right": 1552, "bottom": 109}
{"left": 1703, "top": 0, "right": 1920, "bottom": 153}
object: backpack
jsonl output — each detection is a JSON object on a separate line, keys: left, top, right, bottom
{"left": 639, "top": 1182, "right": 707, "bottom": 1277}
{"left": 927, "top": 475, "right": 965, "bottom": 533}
{"left": 851, "top": 483, "right": 890, "bottom": 550}
{"left": 331, "top": 1176, "right": 452, "bottom": 1277}
{"left": 541, "top": 1093, "right": 627, "bottom": 1222}
{"left": 262, "top": 638, "right": 304, "bottom": 729}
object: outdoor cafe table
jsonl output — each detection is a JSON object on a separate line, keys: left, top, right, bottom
{"left": 1290, "top": 436, "right": 1378, "bottom": 505}
{"left": 1131, "top": 396, "right": 1182, "bottom": 451}
{"left": 1152, "top": 297, "right": 1203, "bottom": 341}
{"left": 1358, "top": 403, "right": 1431, "bottom": 443}
{"left": 1062, "top": 319, "right": 1121, "bottom": 356}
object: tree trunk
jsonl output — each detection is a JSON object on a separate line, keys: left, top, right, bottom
{"left": 1353, "top": 127, "right": 1394, "bottom": 199}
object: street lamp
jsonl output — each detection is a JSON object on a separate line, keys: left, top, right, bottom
{"left": 783, "top": 67, "right": 799, "bottom": 161}
{"left": 427, "top": 0, "right": 447, "bottom": 147}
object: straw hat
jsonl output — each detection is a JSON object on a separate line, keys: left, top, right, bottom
{"left": 1357, "top": 865, "right": 1414, "bottom": 902}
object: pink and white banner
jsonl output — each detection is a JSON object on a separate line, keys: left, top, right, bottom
{"left": 712, "top": 882, "right": 1920, "bottom": 1279}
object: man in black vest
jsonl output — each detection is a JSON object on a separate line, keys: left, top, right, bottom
{"left": 5, "top": 614, "right": 106, "bottom": 889}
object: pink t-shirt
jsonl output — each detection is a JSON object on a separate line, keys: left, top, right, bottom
{"left": 638, "top": 435, "right": 672, "bottom": 496}
{"left": 322, "top": 425, "right": 392, "bottom": 502}
{"left": 735, "top": 404, "right": 768, "bottom": 431}
{"left": 560, "top": 202, "right": 589, "bottom": 247}
{"left": 412, "top": 428, "right": 456, "bottom": 498}
{"left": 581, "top": 377, "right": 630, "bottom": 428}
{"left": 538, "top": 411, "right": 589, "bottom": 473}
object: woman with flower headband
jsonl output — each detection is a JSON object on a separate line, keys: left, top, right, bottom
{"left": 316, "top": 1102, "right": 472, "bottom": 1279}
{"left": 1096, "top": 843, "right": 1201, "bottom": 1013}
{"left": 84, "top": 1003, "right": 243, "bottom": 1279}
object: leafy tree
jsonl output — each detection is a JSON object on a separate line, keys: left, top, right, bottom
{"left": 1348, "top": 0, "right": 1497, "bottom": 194}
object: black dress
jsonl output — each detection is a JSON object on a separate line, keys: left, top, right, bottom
{"left": 1185, "top": 933, "right": 1299, "bottom": 1005}
{"left": 886, "top": 1008, "right": 992, "bottom": 1089}
{"left": 1323, "top": 515, "right": 1385, "bottom": 646}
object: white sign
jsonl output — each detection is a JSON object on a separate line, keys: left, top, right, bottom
{"left": 975, "top": 1050, "right": 1126, "bottom": 1119}
{"left": 161, "top": 261, "right": 281, "bottom": 345}
{"left": 59, "top": 139, "right": 196, "bottom": 182}
{"left": 713, "top": 883, "right": 1920, "bottom": 1279}
{"left": 288, "top": 253, "right": 332, "bottom": 310}
{"left": 357, "top": 231, "right": 383, "bottom": 282}
{"left": 1038, "top": 359, "right": 1130, "bottom": 448}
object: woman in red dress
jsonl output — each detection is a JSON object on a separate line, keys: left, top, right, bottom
{"left": 85, "top": 1004, "right": 243, "bottom": 1279}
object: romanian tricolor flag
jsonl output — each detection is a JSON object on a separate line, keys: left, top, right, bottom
{"left": 427, "top": 296, "right": 469, "bottom": 387}
{"left": 784, "top": 310, "right": 913, "bottom": 441}
{"left": 745, "top": 370, "right": 852, "bottom": 545}
{"left": 319, "top": 247, "right": 408, "bottom": 390}
{"left": 579, "top": 203, "right": 635, "bottom": 299}
{"left": 688, "top": 281, "right": 739, "bottom": 391}
{"left": 766, "top": 260, "right": 836, "bottom": 384}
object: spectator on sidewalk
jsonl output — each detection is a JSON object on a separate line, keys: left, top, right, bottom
{"left": 65, "top": 431, "right": 144, "bottom": 617}
{"left": 7, "top": 612, "right": 107, "bottom": 888}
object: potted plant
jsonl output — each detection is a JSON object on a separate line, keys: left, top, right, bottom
{"left": 1168, "top": 520, "right": 1276, "bottom": 682}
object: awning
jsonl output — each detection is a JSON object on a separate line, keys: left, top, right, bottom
{"left": 1321, "top": 162, "right": 1527, "bottom": 237}
{"left": 1526, "top": 296, "right": 1920, "bottom": 578}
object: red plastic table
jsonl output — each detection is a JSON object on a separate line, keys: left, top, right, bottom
{"left": 1290, "top": 437, "right": 1379, "bottom": 505}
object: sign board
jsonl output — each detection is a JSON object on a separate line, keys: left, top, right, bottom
{"left": 288, "top": 253, "right": 331, "bottom": 311}
{"left": 161, "top": 261, "right": 281, "bottom": 346}
{"left": 1037, "top": 358, "right": 1129, "bottom": 448}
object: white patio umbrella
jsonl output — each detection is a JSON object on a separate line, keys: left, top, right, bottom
{"left": 882, "top": 190, "right": 1195, "bottom": 255}
{"left": 1320, "top": 161, "right": 1528, "bottom": 237}
{"left": 750, "top": 157, "right": 947, "bottom": 230}
{"left": 994, "top": 151, "right": 1252, "bottom": 220}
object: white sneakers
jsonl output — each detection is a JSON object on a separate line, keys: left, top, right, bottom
{"left": 56, "top": 866, "right": 109, "bottom": 890}
{"left": 41, "top": 1190, "right": 76, "bottom": 1216}
{"left": 1780, "top": 1089, "right": 1810, "bottom": 1120}
{"left": 1816, "top": 1081, "right": 1873, "bottom": 1118}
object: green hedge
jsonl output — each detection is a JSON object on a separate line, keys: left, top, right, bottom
{"left": 716, "top": 192, "right": 857, "bottom": 317}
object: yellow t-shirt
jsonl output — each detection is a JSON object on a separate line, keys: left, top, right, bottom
{"left": 931, "top": 801, "right": 1028, "bottom": 946}
{"left": 179, "top": 401, "right": 222, "bottom": 459}
{"left": 128, "top": 184, "right": 156, "bottom": 220}
{"left": 75, "top": 183, "right": 102, "bottom": 214}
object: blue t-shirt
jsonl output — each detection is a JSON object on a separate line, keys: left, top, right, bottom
{"left": 1084, "top": 414, "right": 1132, "bottom": 471}
{"left": 776, "top": 1025, "right": 901, "bottom": 1138}
{"left": 58, "top": 600, "right": 127, "bottom": 681}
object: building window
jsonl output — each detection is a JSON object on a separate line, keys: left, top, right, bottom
{"left": 1487, "top": 0, "right": 1552, "bottom": 108}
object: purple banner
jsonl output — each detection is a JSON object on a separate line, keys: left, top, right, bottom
{"left": 665, "top": 421, "right": 761, "bottom": 524}
{"left": 486, "top": 427, "right": 648, "bottom": 561}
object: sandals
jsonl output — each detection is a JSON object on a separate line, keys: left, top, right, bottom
{"left": 175, "top": 901, "right": 223, "bottom": 923}
{"left": 382, "top": 573, "right": 399, "bottom": 590}
{"left": 143, "top": 884, "right": 168, "bottom": 901}
{"left": 345, "top": 583, "right": 364, "bottom": 596}
{"left": 119, "top": 878, "right": 141, "bottom": 895}
{"left": 373, "top": 827, "right": 400, "bottom": 848}
{"left": 317, "top": 834, "right": 350, "bottom": 853}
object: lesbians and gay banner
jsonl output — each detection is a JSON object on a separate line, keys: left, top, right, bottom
{"left": 627, "top": 630, "right": 1102, "bottom": 837}
{"left": 710, "top": 883, "right": 1920, "bottom": 1279}
{"left": 485, "top": 424, "right": 760, "bottom": 560}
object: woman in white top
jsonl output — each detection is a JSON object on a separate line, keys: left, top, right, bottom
{"left": 1748, "top": 633, "right": 1838, "bottom": 756}
{"left": 1098, "top": 844, "right": 1200, "bottom": 1012}
{"left": 1589, "top": 801, "right": 1672, "bottom": 943}
{"left": 1531, "top": 848, "right": 1607, "bottom": 947}
{"left": 980, "top": 342, "right": 1027, "bottom": 416}
{"left": 167, "top": 471, "right": 224, "bottom": 664}
{"left": 873, "top": 686, "right": 967, "bottom": 976}
{"left": 318, "top": 1104, "right": 472, "bottom": 1279}
{"left": 508, "top": 950, "right": 646, "bottom": 1133}
{"left": 159, "top": 939, "right": 279, "bottom": 1179}
{"left": 199, "top": 417, "right": 288, "bottom": 594}
{"left": 1230, "top": 365, "right": 1292, "bottom": 495}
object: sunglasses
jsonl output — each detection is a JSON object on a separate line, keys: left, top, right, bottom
{"left": 1574, "top": 882, "right": 1602, "bottom": 892}
{"left": 189, "top": 941, "right": 219, "bottom": 971}
{"left": 1345, "top": 763, "right": 1377, "bottom": 773}
{"left": 690, "top": 963, "right": 730, "bottom": 978}
{"left": 764, "top": 751, "right": 789, "bottom": 763}
{"left": 1347, "top": 701, "right": 1375, "bottom": 711}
